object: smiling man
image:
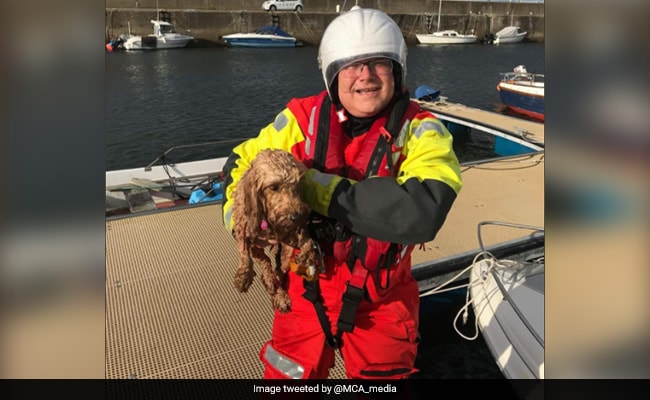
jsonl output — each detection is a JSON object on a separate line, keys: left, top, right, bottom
{"left": 222, "top": 7, "right": 463, "bottom": 379}
{"left": 337, "top": 58, "right": 395, "bottom": 117}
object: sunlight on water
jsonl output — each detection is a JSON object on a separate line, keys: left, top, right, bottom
{"left": 106, "top": 44, "right": 544, "bottom": 170}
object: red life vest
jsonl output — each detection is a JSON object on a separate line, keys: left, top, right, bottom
{"left": 287, "top": 91, "right": 421, "bottom": 302}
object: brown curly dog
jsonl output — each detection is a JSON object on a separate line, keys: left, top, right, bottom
{"left": 231, "top": 149, "right": 317, "bottom": 313}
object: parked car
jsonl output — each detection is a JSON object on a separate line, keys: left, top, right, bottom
{"left": 262, "top": 0, "right": 303, "bottom": 12}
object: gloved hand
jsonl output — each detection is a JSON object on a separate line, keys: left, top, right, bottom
{"left": 299, "top": 168, "right": 356, "bottom": 217}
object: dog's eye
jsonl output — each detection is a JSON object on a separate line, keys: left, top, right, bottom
{"left": 268, "top": 184, "right": 279, "bottom": 191}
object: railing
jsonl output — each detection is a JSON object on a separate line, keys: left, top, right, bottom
{"left": 144, "top": 138, "right": 248, "bottom": 171}
{"left": 500, "top": 72, "right": 545, "bottom": 85}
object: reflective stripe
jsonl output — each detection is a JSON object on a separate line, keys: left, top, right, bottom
{"left": 395, "top": 118, "right": 409, "bottom": 148}
{"left": 310, "top": 170, "right": 336, "bottom": 187}
{"left": 308, "top": 105, "right": 317, "bottom": 135}
{"left": 413, "top": 120, "right": 444, "bottom": 139}
{"left": 273, "top": 112, "right": 289, "bottom": 131}
{"left": 263, "top": 344, "right": 305, "bottom": 379}
{"left": 224, "top": 206, "right": 233, "bottom": 232}
{"left": 305, "top": 105, "right": 317, "bottom": 156}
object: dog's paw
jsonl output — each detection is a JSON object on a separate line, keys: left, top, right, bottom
{"left": 273, "top": 290, "right": 292, "bottom": 313}
{"left": 234, "top": 269, "right": 255, "bottom": 292}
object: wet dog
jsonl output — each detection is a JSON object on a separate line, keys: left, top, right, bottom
{"left": 231, "top": 149, "right": 317, "bottom": 312}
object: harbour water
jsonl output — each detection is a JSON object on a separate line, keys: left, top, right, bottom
{"left": 106, "top": 43, "right": 543, "bottom": 170}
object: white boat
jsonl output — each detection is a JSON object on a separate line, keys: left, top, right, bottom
{"left": 419, "top": 221, "right": 544, "bottom": 380}
{"left": 494, "top": 26, "right": 527, "bottom": 44}
{"left": 122, "top": 20, "right": 194, "bottom": 50}
{"left": 468, "top": 222, "right": 544, "bottom": 379}
{"left": 416, "top": 0, "right": 477, "bottom": 45}
{"left": 106, "top": 98, "right": 543, "bottom": 216}
{"left": 223, "top": 25, "right": 301, "bottom": 48}
{"left": 416, "top": 30, "right": 478, "bottom": 45}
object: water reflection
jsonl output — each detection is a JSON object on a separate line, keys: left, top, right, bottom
{"left": 106, "top": 43, "right": 543, "bottom": 170}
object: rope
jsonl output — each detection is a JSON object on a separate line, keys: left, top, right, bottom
{"left": 294, "top": 12, "right": 318, "bottom": 43}
{"left": 405, "top": 14, "right": 421, "bottom": 39}
{"left": 420, "top": 221, "right": 544, "bottom": 343}
{"left": 226, "top": 10, "right": 247, "bottom": 32}
{"left": 419, "top": 262, "right": 474, "bottom": 298}
{"left": 452, "top": 251, "right": 522, "bottom": 341}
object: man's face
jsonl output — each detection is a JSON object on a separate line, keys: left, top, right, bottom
{"left": 337, "top": 58, "right": 396, "bottom": 118}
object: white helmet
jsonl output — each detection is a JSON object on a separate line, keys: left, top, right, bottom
{"left": 318, "top": 7, "right": 407, "bottom": 102}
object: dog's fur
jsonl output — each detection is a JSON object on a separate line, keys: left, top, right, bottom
{"left": 232, "top": 149, "right": 316, "bottom": 312}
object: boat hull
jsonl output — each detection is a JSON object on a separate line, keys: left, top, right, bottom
{"left": 224, "top": 39, "right": 297, "bottom": 48}
{"left": 497, "top": 81, "right": 544, "bottom": 121}
{"left": 416, "top": 32, "right": 477, "bottom": 45}
{"left": 495, "top": 33, "right": 527, "bottom": 44}
{"left": 123, "top": 35, "right": 193, "bottom": 50}
{"left": 223, "top": 33, "right": 298, "bottom": 48}
{"left": 469, "top": 258, "right": 545, "bottom": 379}
{"left": 494, "top": 26, "right": 527, "bottom": 44}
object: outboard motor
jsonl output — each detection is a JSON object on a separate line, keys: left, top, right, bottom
{"left": 482, "top": 33, "right": 495, "bottom": 44}
{"left": 106, "top": 35, "right": 126, "bottom": 51}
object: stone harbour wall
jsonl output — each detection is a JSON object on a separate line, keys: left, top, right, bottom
{"left": 105, "top": 1, "right": 545, "bottom": 45}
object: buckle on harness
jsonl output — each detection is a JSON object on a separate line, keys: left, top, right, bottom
{"left": 326, "top": 336, "right": 340, "bottom": 349}
{"left": 343, "top": 281, "right": 365, "bottom": 304}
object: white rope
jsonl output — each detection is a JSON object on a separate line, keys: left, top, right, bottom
{"left": 419, "top": 221, "right": 544, "bottom": 342}
{"left": 452, "top": 251, "right": 524, "bottom": 341}
{"left": 418, "top": 262, "right": 473, "bottom": 298}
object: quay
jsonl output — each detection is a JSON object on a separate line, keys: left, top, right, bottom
{"left": 105, "top": 0, "right": 545, "bottom": 45}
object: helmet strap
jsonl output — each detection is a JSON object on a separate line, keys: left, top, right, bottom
{"left": 329, "top": 78, "right": 341, "bottom": 106}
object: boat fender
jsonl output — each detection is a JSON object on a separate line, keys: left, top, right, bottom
{"left": 414, "top": 85, "right": 441, "bottom": 102}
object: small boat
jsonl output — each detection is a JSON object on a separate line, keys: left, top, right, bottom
{"left": 496, "top": 65, "right": 545, "bottom": 121}
{"left": 494, "top": 26, "right": 527, "bottom": 44}
{"left": 418, "top": 221, "right": 544, "bottom": 380}
{"left": 416, "top": 30, "right": 478, "bottom": 45}
{"left": 122, "top": 20, "right": 193, "bottom": 50}
{"left": 468, "top": 222, "right": 544, "bottom": 379}
{"left": 416, "top": 0, "right": 477, "bottom": 45}
{"left": 106, "top": 96, "right": 544, "bottom": 217}
{"left": 223, "top": 25, "right": 301, "bottom": 48}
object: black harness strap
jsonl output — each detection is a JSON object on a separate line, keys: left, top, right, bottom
{"left": 364, "top": 91, "right": 410, "bottom": 178}
{"left": 301, "top": 93, "right": 410, "bottom": 349}
{"left": 312, "top": 96, "right": 331, "bottom": 171}
{"left": 302, "top": 279, "right": 340, "bottom": 349}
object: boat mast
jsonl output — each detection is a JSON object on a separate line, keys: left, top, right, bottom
{"left": 437, "top": 0, "right": 442, "bottom": 31}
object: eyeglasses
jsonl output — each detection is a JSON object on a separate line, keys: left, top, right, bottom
{"left": 339, "top": 59, "right": 394, "bottom": 78}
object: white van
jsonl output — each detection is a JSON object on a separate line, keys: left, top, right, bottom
{"left": 262, "top": 1, "right": 304, "bottom": 12}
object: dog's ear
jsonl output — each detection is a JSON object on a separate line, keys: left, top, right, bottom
{"left": 242, "top": 168, "right": 264, "bottom": 239}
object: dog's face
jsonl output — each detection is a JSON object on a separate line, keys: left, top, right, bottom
{"left": 247, "top": 150, "right": 310, "bottom": 237}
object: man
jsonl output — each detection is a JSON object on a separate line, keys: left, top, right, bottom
{"left": 222, "top": 7, "right": 462, "bottom": 379}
